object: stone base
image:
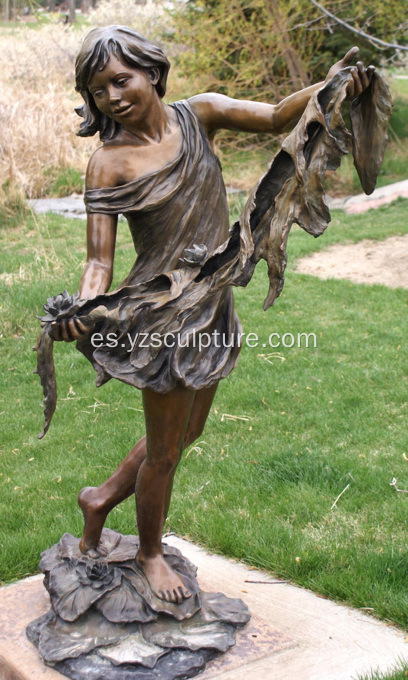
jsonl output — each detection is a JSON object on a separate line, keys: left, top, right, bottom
{"left": 0, "top": 537, "right": 293, "bottom": 680}
{"left": 22, "top": 530, "right": 253, "bottom": 680}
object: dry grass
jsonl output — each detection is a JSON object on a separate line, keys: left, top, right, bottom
{"left": 87, "top": 0, "right": 167, "bottom": 34}
{"left": 0, "top": 1, "right": 172, "bottom": 200}
{"left": 0, "top": 24, "right": 96, "bottom": 198}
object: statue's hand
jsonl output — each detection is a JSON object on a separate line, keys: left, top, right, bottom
{"left": 50, "top": 317, "right": 93, "bottom": 342}
{"left": 326, "top": 46, "right": 375, "bottom": 99}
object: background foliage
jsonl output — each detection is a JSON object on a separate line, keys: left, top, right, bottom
{"left": 0, "top": 0, "right": 407, "bottom": 204}
{"left": 171, "top": 0, "right": 408, "bottom": 101}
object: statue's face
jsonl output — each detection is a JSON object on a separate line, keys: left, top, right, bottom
{"left": 88, "top": 53, "right": 157, "bottom": 126}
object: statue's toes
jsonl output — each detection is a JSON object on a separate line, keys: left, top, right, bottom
{"left": 153, "top": 584, "right": 191, "bottom": 603}
{"left": 182, "top": 586, "right": 192, "bottom": 600}
{"left": 171, "top": 588, "right": 184, "bottom": 604}
{"left": 166, "top": 590, "right": 177, "bottom": 604}
{"left": 176, "top": 586, "right": 185, "bottom": 603}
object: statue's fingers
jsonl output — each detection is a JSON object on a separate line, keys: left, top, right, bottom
{"left": 347, "top": 68, "right": 362, "bottom": 97}
{"left": 367, "top": 65, "right": 376, "bottom": 82}
{"left": 346, "top": 70, "right": 356, "bottom": 98}
{"left": 356, "top": 61, "right": 369, "bottom": 89}
{"left": 341, "top": 46, "right": 359, "bottom": 65}
{"left": 65, "top": 318, "right": 82, "bottom": 340}
{"left": 60, "top": 319, "right": 75, "bottom": 342}
{"left": 73, "top": 318, "right": 92, "bottom": 336}
{"left": 50, "top": 322, "right": 62, "bottom": 341}
{"left": 353, "top": 68, "right": 364, "bottom": 95}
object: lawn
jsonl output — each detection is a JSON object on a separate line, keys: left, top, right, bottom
{"left": 357, "top": 660, "right": 408, "bottom": 680}
{"left": 1, "top": 199, "right": 407, "bottom": 643}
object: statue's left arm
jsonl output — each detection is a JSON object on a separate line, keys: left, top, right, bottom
{"left": 189, "top": 47, "right": 374, "bottom": 138}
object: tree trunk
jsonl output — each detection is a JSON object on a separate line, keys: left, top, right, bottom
{"left": 67, "top": 0, "right": 76, "bottom": 23}
{"left": 49, "top": 0, "right": 56, "bottom": 11}
{"left": 267, "top": 0, "right": 310, "bottom": 90}
{"left": 81, "top": 0, "right": 91, "bottom": 13}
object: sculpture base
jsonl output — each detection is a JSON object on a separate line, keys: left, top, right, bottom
{"left": 26, "top": 530, "right": 250, "bottom": 680}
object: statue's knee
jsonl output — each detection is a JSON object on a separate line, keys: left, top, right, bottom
{"left": 147, "top": 444, "right": 183, "bottom": 474}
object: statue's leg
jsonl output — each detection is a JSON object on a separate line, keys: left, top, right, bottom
{"left": 78, "top": 436, "right": 147, "bottom": 554}
{"left": 135, "top": 384, "right": 197, "bottom": 604}
{"left": 163, "top": 381, "right": 218, "bottom": 523}
{"left": 78, "top": 383, "right": 218, "bottom": 556}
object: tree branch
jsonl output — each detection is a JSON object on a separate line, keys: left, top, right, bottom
{"left": 310, "top": 0, "right": 408, "bottom": 51}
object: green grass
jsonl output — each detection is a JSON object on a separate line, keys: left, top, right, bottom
{"left": 1, "top": 201, "right": 407, "bottom": 639}
{"left": 356, "top": 659, "right": 408, "bottom": 680}
{"left": 44, "top": 165, "right": 84, "bottom": 198}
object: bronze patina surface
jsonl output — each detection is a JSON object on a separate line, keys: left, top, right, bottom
{"left": 31, "top": 25, "right": 391, "bottom": 680}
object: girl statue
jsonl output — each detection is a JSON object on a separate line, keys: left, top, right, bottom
{"left": 51, "top": 25, "right": 373, "bottom": 605}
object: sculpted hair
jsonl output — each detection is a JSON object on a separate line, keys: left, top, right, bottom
{"left": 75, "top": 25, "right": 170, "bottom": 141}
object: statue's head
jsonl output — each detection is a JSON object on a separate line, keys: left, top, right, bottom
{"left": 75, "top": 25, "right": 170, "bottom": 141}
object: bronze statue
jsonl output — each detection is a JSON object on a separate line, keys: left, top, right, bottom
{"left": 44, "top": 26, "right": 379, "bottom": 607}
{"left": 30, "top": 25, "right": 393, "bottom": 678}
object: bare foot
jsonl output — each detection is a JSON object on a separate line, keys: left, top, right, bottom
{"left": 78, "top": 486, "right": 109, "bottom": 555}
{"left": 136, "top": 551, "right": 192, "bottom": 604}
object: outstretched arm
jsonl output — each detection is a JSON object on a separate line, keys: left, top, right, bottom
{"left": 189, "top": 47, "right": 374, "bottom": 138}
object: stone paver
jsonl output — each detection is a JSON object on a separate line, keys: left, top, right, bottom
{"left": 0, "top": 536, "right": 406, "bottom": 680}
{"left": 28, "top": 194, "right": 87, "bottom": 219}
{"left": 328, "top": 179, "right": 408, "bottom": 213}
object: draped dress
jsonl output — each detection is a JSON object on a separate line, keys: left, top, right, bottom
{"left": 80, "top": 100, "right": 242, "bottom": 393}
{"left": 74, "top": 72, "right": 390, "bottom": 396}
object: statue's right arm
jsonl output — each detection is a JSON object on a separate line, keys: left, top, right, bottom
{"left": 51, "top": 212, "right": 118, "bottom": 342}
{"left": 51, "top": 149, "right": 118, "bottom": 342}
{"left": 79, "top": 212, "right": 118, "bottom": 299}
{"left": 80, "top": 146, "right": 120, "bottom": 299}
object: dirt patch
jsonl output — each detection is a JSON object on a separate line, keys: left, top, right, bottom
{"left": 295, "top": 234, "right": 408, "bottom": 289}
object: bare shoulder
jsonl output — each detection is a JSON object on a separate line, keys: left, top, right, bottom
{"left": 188, "top": 93, "right": 232, "bottom": 135}
{"left": 86, "top": 144, "right": 124, "bottom": 190}
{"left": 188, "top": 92, "right": 231, "bottom": 113}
